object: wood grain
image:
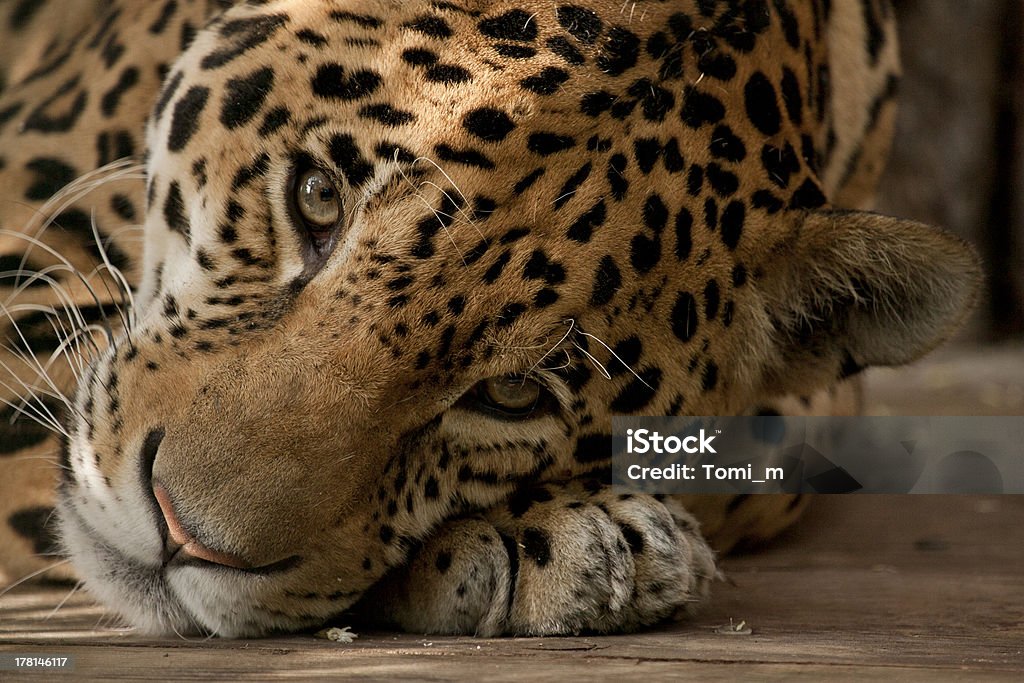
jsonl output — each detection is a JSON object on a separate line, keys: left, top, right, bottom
{"left": 2, "top": 496, "right": 1022, "bottom": 680}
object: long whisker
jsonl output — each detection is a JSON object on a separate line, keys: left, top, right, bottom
{"left": 578, "top": 330, "right": 655, "bottom": 390}
{"left": 573, "top": 341, "right": 612, "bottom": 380}
{"left": 4, "top": 301, "right": 102, "bottom": 372}
{"left": 2, "top": 265, "right": 94, "bottom": 340}
{"left": 1, "top": 364, "right": 71, "bottom": 417}
{"left": 1, "top": 353, "right": 70, "bottom": 419}
{"left": 84, "top": 261, "right": 133, "bottom": 337}
{"left": 413, "top": 156, "right": 470, "bottom": 204}
{"left": 22, "top": 158, "right": 143, "bottom": 236}
{"left": 0, "top": 391, "right": 66, "bottom": 437}
{"left": 0, "top": 230, "right": 118, "bottom": 348}
{"left": 7, "top": 302, "right": 88, "bottom": 395}
{"left": 42, "top": 309, "right": 88, "bottom": 385}
{"left": 90, "top": 208, "right": 133, "bottom": 342}
{"left": 0, "top": 307, "right": 75, "bottom": 423}
{"left": 44, "top": 580, "right": 85, "bottom": 621}
{"left": 529, "top": 318, "right": 576, "bottom": 376}
{"left": 540, "top": 349, "right": 573, "bottom": 372}
{"left": 10, "top": 159, "right": 144, "bottom": 271}
{"left": 395, "top": 168, "right": 467, "bottom": 265}
{"left": 0, "top": 302, "right": 80, "bottom": 401}
{"left": 0, "top": 361, "right": 69, "bottom": 432}
{"left": 0, "top": 559, "right": 71, "bottom": 598}
{"left": 12, "top": 452, "right": 74, "bottom": 473}
{"left": 2, "top": 284, "right": 98, "bottom": 388}
{"left": 418, "top": 179, "right": 486, "bottom": 242}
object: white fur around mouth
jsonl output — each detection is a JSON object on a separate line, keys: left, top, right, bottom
{"left": 56, "top": 491, "right": 342, "bottom": 637}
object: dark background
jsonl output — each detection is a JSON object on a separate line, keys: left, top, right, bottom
{"left": 881, "top": 0, "right": 1024, "bottom": 340}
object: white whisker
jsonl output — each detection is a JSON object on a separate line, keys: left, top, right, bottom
{"left": 12, "top": 160, "right": 144, "bottom": 271}
{"left": 528, "top": 318, "right": 576, "bottom": 376}
{"left": 0, "top": 559, "right": 71, "bottom": 598}
{"left": 0, "top": 230, "right": 118, "bottom": 348}
{"left": 574, "top": 341, "right": 611, "bottom": 380}
{"left": 539, "top": 350, "right": 573, "bottom": 372}
{"left": 12, "top": 452, "right": 73, "bottom": 473}
{"left": 90, "top": 208, "right": 135, "bottom": 340}
{"left": 0, "top": 392, "right": 66, "bottom": 437}
{"left": 418, "top": 179, "right": 486, "bottom": 242}
{"left": 1, "top": 301, "right": 82, "bottom": 400}
{"left": 578, "top": 330, "right": 655, "bottom": 390}
{"left": 0, "top": 232, "right": 109, "bottom": 309}
{"left": 395, "top": 171, "right": 468, "bottom": 266}
{"left": 45, "top": 580, "right": 84, "bottom": 621}
{"left": 413, "top": 155, "right": 469, "bottom": 205}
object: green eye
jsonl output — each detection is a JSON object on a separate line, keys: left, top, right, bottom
{"left": 295, "top": 168, "right": 341, "bottom": 230}
{"left": 479, "top": 376, "right": 542, "bottom": 414}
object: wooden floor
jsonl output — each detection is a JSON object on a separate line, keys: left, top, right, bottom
{"left": 1, "top": 348, "right": 1023, "bottom": 680}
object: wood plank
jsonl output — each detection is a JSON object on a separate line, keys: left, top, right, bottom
{"left": 2, "top": 496, "right": 1022, "bottom": 679}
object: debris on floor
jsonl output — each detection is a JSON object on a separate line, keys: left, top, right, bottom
{"left": 315, "top": 626, "right": 358, "bottom": 643}
{"left": 715, "top": 619, "right": 752, "bottom": 636}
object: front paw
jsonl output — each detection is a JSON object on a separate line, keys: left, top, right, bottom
{"left": 486, "top": 483, "right": 716, "bottom": 634}
{"left": 352, "top": 517, "right": 515, "bottom": 635}
{"left": 355, "top": 482, "right": 716, "bottom": 636}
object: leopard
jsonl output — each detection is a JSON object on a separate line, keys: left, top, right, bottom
{"left": 0, "top": 0, "right": 980, "bottom": 638}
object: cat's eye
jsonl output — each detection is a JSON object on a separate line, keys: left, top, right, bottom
{"left": 294, "top": 167, "right": 341, "bottom": 234}
{"left": 476, "top": 376, "right": 544, "bottom": 416}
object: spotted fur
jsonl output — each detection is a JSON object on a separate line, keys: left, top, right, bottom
{"left": 0, "top": 0, "right": 979, "bottom": 637}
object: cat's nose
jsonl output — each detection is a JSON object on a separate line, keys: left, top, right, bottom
{"left": 153, "top": 482, "right": 252, "bottom": 569}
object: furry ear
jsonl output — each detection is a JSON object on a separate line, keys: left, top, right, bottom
{"left": 755, "top": 209, "right": 982, "bottom": 393}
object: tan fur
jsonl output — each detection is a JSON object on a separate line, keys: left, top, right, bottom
{"left": 0, "top": 0, "right": 979, "bottom": 636}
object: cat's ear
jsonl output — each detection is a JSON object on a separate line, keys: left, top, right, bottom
{"left": 753, "top": 209, "right": 982, "bottom": 393}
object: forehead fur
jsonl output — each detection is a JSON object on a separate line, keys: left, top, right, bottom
{"left": 140, "top": 0, "right": 826, "bottom": 414}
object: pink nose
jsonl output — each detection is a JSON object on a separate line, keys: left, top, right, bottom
{"left": 153, "top": 482, "right": 251, "bottom": 569}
